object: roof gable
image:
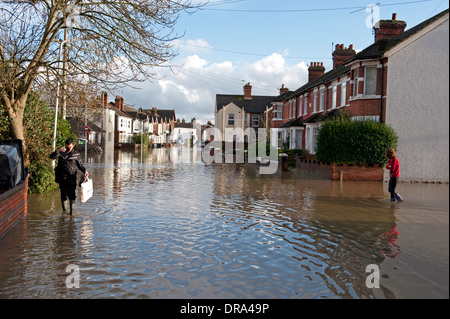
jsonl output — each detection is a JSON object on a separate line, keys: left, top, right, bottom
{"left": 345, "top": 9, "right": 449, "bottom": 64}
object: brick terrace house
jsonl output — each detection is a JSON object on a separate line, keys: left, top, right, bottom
{"left": 142, "top": 107, "right": 176, "bottom": 147}
{"left": 270, "top": 10, "right": 449, "bottom": 182}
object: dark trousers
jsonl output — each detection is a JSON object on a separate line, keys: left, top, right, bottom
{"left": 388, "top": 177, "right": 398, "bottom": 200}
{"left": 59, "top": 174, "right": 77, "bottom": 201}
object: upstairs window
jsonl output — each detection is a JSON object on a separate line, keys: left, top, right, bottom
{"left": 228, "top": 114, "right": 235, "bottom": 126}
{"left": 364, "top": 67, "right": 377, "bottom": 95}
{"left": 276, "top": 105, "right": 282, "bottom": 119}
{"left": 252, "top": 115, "right": 259, "bottom": 127}
{"left": 332, "top": 86, "right": 337, "bottom": 109}
{"left": 313, "top": 91, "right": 317, "bottom": 113}
{"left": 353, "top": 69, "right": 359, "bottom": 97}
{"left": 319, "top": 89, "right": 324, "bottom": 112}
{"left": 304, "top": 94, "right": 308, "bottom": 115}
{"left": 341, "top": 82, "right": 347, "bottom": 106}
{"left": 299, "top": 96, "right": 303, "bottom": 116}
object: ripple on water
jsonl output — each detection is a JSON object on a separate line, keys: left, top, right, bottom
{"left": 1, "top": 153, "right": 447, "bottom": 299}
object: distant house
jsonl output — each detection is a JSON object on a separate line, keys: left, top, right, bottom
{"left": 141, "top": 107, "right": 176, "bottom": 147}
{"left": 201, "top": 121, "right": 214, "bottom": 142}
{"left": 67, "top": 117, "right": 103, "bottom": 146}
{"left": 173, "top": 118, "right": 202, "bottom": 146}
{"left": 215, "top": 83, "right": 276, "bottom": 144}
{"left": 269, "top": 9, "right": 449, "bottom": 182}
{"left": 109, "top": 96, "right": 134, "bottom": 145}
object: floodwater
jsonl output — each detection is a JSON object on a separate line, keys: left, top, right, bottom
{"left": 0, "top": 147, "right": 448, "bottom": 299}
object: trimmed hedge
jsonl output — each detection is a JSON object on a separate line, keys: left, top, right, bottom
{"left": 316, "top": 117, "right": 398, "bottom": 166}
{"left": 278, "top": 149, "right": 303, "bottom": 167}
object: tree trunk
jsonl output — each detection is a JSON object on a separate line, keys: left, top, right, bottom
{"left": 8, "top": 101, "right": 29, "bottom": 167}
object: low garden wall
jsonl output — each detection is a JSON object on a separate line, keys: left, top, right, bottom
{"left": 296, "top": 158, "right": 384, "bottom": 181}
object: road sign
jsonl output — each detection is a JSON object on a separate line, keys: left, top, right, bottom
{"left": 85, "top": 126, "right": 88, "bottom": 132}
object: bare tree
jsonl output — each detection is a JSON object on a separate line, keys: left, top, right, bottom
{"left": 0, "top": 0, "right": 201, "bottom": 165}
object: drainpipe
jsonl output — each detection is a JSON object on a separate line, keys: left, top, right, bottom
{"left": 379, "top": 59, "right": 385, "bottom": 123}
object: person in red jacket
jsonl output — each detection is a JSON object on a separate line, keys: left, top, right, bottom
{"left": 385, "top": 148, "right": 404, "bottom": 203}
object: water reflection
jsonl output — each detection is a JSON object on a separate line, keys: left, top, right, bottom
{"left": 0, "top": 148, "right": 448, "bottom": 299}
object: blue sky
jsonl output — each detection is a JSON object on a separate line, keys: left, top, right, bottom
{"left": 120, "top": 0, "right": 449, "bottom": 124}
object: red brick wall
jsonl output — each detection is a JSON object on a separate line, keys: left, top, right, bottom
{"left": 296, "top": 158, "right": 383, "bottom": 181}
{"left": 0, "top": 176, "right": 28, "bottom": 239}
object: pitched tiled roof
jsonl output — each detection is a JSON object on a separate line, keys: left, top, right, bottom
{"left": 216, "top": 94, "right": 276, "bottom": 113}
{"left": 141, "top": 109, "right": 176, "bottom": 122}
{"left": 67, "top": 117, "right": 103, "bottom": 133}
{"left": 108, "top": 104, "right": 133, "bottom": 118}
{"left": 290, "top": 64, "right": 350, "bottom": 99}
{"left": 280, "top": 117, "right": 304, "bottom": 128}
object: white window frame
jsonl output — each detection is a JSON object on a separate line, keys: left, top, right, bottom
{"left": 319, "top": 88, "right": 324, "bottom": 112}
{"left": 304, "top": 94, "right": 308, "bottom": 116}
{"left": 313, "top": 91, "right": 317, "bottom": 113}
{"left": 353, "top": 69, "right": 359, "bottom": 97}
{"left": 252, "top": 114, "right": 259, "bottom": 127}
{"left": 227, "top": 114, "right": 235, "bottom": 126}
{"left": 299, "top": 96, "right": 303, "bottom": 116}
{"left": 340, "top": 81, "right": 347, "bottom": 106}
{"left": 332, "top": 85, "right": 337, "bottom": 109}
{"left": 276, "top": 105, "right": 282, "bottom": 120}
{"left": 364, "top": 66, "right": 377, "bottom": 96}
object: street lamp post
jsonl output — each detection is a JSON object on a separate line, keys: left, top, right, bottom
{"left": 51, "top": 37, "right": 81, "bottom": 167}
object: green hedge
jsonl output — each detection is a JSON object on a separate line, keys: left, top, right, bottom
{"left": 315, "top": 117, "right": 398, "bottom": 166}
{"left": 278, "top": 149, "right": 303, "bottom": 167}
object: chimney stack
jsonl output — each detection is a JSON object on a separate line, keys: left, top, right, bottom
{"left": 332, "top": 44, "right": 356, "bottom": 69}
{"left": 279, "top": 84, "right": 289, "bottom": 95}
{"left": 115, "top": 96, "right": 124, "bottom": 111}
{"left": 101, "top": 91, "right": 108, "bottom": 108}
{"left": 244, "top": 82, "right": 252, "bottom": 99}
{"left": 308, "top": 62, "right": 325, "bottom": 82}
{"left": 115, "top": 96, "right": 121, "bottom": 110}
{"left": 374, "top": 13, "right": 407, "bottom": 42}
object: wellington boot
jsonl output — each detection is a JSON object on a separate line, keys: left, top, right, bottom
{"left": 69, "top": 200, "right": 75, "bottom": 215}
{"left": 62, "top": 199, "right": 69, "bottom": 212}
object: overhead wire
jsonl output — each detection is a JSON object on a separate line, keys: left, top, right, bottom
{"left": 199, "top": 0, "right": 434, "bottom": 12}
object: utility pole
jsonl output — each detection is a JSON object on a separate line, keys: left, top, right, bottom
{"left": 62, "top": 19, "right": 68, "bottom": 120}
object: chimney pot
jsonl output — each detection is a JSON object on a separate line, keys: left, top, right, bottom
{"left": 332, "top": 43, "right": 356, "bottom": 69}
{"left": 392, "top": 13, "right": 397, "bottom": 20}
{"left": 308, "top": 61, "right": 325, "bottom": 82}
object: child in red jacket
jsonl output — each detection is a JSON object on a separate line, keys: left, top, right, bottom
{"left": 386, "top": 148, "right": 404, "bottom": 203}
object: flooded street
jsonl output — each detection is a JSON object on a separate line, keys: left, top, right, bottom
{"left": 0, "top": 148, "right": 448, "bottom": 299}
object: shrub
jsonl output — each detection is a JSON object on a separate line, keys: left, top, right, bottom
{"left": 247, "top": 142, "right": 278, "bottom": 161}
{"left": 316, "top": 116, "right": 398, "bottom": 166}
{"left": 1, "top": 91, "right": 76, "bottom": 193}
{"left": 278, "top": 149, "right": 303, "bottom": 167}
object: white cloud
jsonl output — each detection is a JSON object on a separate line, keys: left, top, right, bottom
{"left": 120, "top": 51, "right": 310, "bottom": 124}
{"left": 247, "top": 53, "right": 308, "bottom": 95}
{"left": 174, "top": 38, "right": 211, "bottom": 54}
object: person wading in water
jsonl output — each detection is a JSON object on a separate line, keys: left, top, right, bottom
{"left": 50, "top": 139, "right": 88, "bottom": 215}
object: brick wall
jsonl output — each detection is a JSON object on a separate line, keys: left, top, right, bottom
{"left": 296, "top": 158, "right": 383, "bottom": 181}
{"left": 0, "top": 174, "right": 28, "bottom": 239}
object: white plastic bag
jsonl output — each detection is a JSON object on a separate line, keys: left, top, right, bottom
{"left": 80, "top": 177, "right": 93, "bottom": 203}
